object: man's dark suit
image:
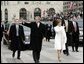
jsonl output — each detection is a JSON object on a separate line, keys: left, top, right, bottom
{"left": 9, "top": 24, "right": 25, "bottom": 59}
{"left": 72, "top": 21, "right": 79, "bottom": 52}
{"left": 62, "top": 19, "right": 73, "bottom": 55}
{"left": 22, "top": 22, "right": 46, "bottom": 62}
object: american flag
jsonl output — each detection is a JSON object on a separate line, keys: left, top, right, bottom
{"left": 68, "top": 1, "right": 76, "bottom": 10}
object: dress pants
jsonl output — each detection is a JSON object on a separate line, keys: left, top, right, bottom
{"left": 32, "top": 50, "right": 40, "bottom": 62}
{"left": 63, "top": 32, "right": 69, "bottom": 55}
{"left": 13, "top": 50, "right": 21, "bottom": 58}
{"left": 12, "top": 36, "right": 21, "bottom": 58}
{"left": 72, "top": 32, "right": 79, "bottom": 51}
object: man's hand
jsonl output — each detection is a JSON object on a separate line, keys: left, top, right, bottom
{"left": 22, "top": 20, "right": 31, "bottom": 24}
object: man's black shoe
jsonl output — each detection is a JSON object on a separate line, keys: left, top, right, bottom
{"left": 76, "top": 50, "right": 79, "bottom": 52}
{"left": 35, "top": 60, "right": 39, "bottom": 63}
{"left": 17, "top": 57, "right": 21, "bottom": 60}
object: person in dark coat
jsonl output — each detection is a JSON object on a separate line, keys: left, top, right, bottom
{"left": 1, "top": 21, "right": 4, "bottom": 43}
{"left": 71, "top": 17, "right": 79, "bottom": 52}
{"left": 22, "top": 16, "right": 46, "bottom": 63}
{"left": 9, "top": 19, "right": 25, "bottom": 59}
{"left": 45, "top": 24, "right": 52, "bottom": 42}
{"left": 62, "top": 16, "right": 73, "bottom": 56}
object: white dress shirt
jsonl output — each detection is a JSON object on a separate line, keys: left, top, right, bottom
{"left": 16, "top": 25, "right": 19, "bottom": 36}
{"left": 64, "top": 20, "right": 68, "bottom": 32}
{"left": 72, "top": 21, "right": 77, "bottom": 32}
{"left": 37, "top": 22, "right": 40, "bottom": 28}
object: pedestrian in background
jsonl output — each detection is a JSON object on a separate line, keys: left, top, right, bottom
{"left": 62, "top": 16, "right": 73, "bottom": 56}
{"left": 71, "top": 16, "right": 79, "bottom": 52}
{"left": 45, "top": 24, "right": 52, "bottom": 42}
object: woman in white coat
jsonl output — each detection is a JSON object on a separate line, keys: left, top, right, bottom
{"left": 54, "top": 18, "right": 67, "bottom": 62}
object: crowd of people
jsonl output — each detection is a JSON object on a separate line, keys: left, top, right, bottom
{"left": 1, "top": 11, "right": 82, "bottom": 63}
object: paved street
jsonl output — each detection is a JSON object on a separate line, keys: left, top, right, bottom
{"left": 1, "top": 39, "right": 83, "bottom": 63}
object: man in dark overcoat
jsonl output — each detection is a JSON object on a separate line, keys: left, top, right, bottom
{"left": 22, "top": 16, "right": 46, "bottom": 63}
{"left": 9, "top": 19, "right": 25, "bottom": 59}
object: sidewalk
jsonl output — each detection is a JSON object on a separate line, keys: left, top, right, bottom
{"left": 1, "top": 39, "right": 83, "bottom": 63}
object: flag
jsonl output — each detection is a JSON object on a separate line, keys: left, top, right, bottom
{"left": 73, "top": 2, "right": 77, "bottom": 9}
{"left": 68, "top": 2, "right": 76, "bottom": 10}
{"left": 68, "top": 2, "right": 73, "bottom": 10}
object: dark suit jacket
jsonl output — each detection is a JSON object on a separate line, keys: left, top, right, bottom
{"left": 9, "top": 24, "right": 25, "bottom": 51}
{"left": 64, "top": 20, "right": 79, "bottom": 35}
{"left": 72, "top": 21, "right": 79, "bottom": 37}
{"left": 64, "top": 20, "right": 79, "bottom": 44}
{"left": 22, "top": 22, "right": 46, "bottom": 51}
{"left": 63, "top": 20, "right": 73, "bottom": 34}
{"left": 63, "top": 20, "right": 74, "bottom": 45}
{"left": 45, "top": 24, "right": 52, "bottom": 38}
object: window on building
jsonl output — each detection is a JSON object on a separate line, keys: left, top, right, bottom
{"left": 63, "top": 6, "right": 65, "bottom": 9}
{"left": 67, "top": 2, "right": 69, "bottom": 4}
{"left": 3, "top": 1, "right": 8, "bottom": 5}
{"left": 34, "top": 8, "right": 41, "bottom": 19}
{"left": 64, "top": 10, "right": 66, "bottom": 12}
{"left": 68, "top": 2, "right": 70, "bottom": 4}
{"left": 20, "top": 8, "right": 27, "bottom": 20}
{"left": 65, "top": 6, "right": 66, "bottom": 9}
{"left": 66, "top": 2, "right": 68, "bottom": 4}
{"left": 64, "top": 2, "right": 66, "bottom": 5}
{"left": 37, "top": 1, "right": 41, "bottom": 4}
{"left": 24, "top": 2, "right": 29, "bottom": 4}
{"left": 35, "top": 1, "right": 41, "bottom": 5}
{"left": 46, "top": 1, "right": 50, "bottom": 4}
{"left": 66, "top": 6, "right": 68, "bottom": 9}
{"left": 63, "top": 2, "right": 65, "bottom": 5}
{"left": 48, "top": 8, "right": 55, "bottom": 17}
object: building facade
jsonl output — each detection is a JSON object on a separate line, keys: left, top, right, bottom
{"left": 63, "top": 1, "right": 83, "bottom": 14}
{"left": 1, "top": 1, "right": 63, "bottom": 22}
